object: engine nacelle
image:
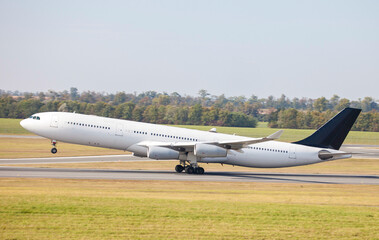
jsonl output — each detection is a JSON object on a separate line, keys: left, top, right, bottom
{"left": 147, "top": 146, "right": 180, "bottom": 160}
{"left": 194, "top": 144, "right": 227, "bottom": 158}
{"left": 199, "top": 157, "right": 228, "bottom": 163}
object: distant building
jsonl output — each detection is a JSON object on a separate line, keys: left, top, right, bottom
{"left": 258, "top": 108, "right": 276, "bottom": 115}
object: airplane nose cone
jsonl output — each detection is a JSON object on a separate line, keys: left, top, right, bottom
{"left": 20, "top": 119, "right": 29, "bottom": 130}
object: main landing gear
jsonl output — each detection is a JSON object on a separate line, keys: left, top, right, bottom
{"left": 51, "top": 140, "right": 57, "bottom": 154}
{"left": 175, "top": 161, "right": 205, "bottom": 175}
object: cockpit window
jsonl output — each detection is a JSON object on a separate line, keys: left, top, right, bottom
{"left": 36, "top": 116, "right": 40, "bottom": 120}
{"left": 29, "top": 115, "right": 41, "bottom": 120}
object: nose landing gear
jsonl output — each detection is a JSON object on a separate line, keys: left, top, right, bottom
{"left": 51, "top": 140, "right": 57, "bottom": 154}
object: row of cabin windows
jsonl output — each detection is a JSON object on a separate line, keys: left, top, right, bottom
{"left": 67, "top": 121, "right": 110, "bottom": 130}
{"left": 134, "top": 131, "right": 147, "bottom": 135}
{"left": 29, "top": 115, "right": 40, "bottom": 120}
{"left": 247, "top": 146, "right": 288, "bottom": 153}
{"left": 151, "top": 132, "right": 198, "bottom": 141}
{"left": 133, "top": 130, "right": 198, "bottom": 141}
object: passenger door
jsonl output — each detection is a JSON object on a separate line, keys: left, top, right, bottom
{"left": 289, "top": 146, "right": 296, "bottom": 159}
{"left": 115, "top": 124, "right": 123, "bottom": 136}
{"left": 50, "top": 115, "right": 59, "bottom": 128}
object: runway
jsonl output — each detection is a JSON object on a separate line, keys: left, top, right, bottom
{"left": 0, "top": 136, "right": 378, "bottom": 184}
{"left": 340, "top": 145, "right": 379, "bottom": 159}
{"left": 0, "top": 166, "right": 378, "bottom": 184}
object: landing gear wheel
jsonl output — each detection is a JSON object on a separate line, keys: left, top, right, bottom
{"left": 51, "top": 140, "right": 58, "bottom": 154}
{"left": 175, "top": 165, "right": 184, "bottom": 173}
{"left": 185, "top": 166, "right": 194, "bottom": 174}
{"left": 197, "top": 167, "right": 205, "bottom": 175}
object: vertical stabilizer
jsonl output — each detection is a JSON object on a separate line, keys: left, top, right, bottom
{"left": 294, "top": 108, "right": 361, "bottom": 150}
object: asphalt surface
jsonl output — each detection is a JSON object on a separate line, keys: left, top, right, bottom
{"left": 340, "top": 145, "right": 379, "bottom": 159}
{"left": 0, "top": 166, "right": 378, "bottom": 184}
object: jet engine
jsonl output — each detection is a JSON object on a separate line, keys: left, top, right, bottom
{"left": 147, "top": 146, "right": 180, "bottom": 160}
{"left": 194, "top": 143, "right": 227, "bottom": 158}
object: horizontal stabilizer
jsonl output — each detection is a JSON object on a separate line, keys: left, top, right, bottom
{"left": 318, "top": 150, "right": 353, "bottom": 160}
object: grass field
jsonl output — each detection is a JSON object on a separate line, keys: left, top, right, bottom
{"left": 1, "top": 118, "right": 378, "bottom": 239}
{"left": 0, "top": 118, "right": 31, "bottom": 134}
{"left": 0, "top": 178, "right": 378, "bottom": 239}
{"left": 0, "top": 137, "right": 125, "bottom": 158}
{"left": 1, "top": 118, "right": 379, "bottom": 145}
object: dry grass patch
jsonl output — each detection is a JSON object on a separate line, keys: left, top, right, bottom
{"left": 0, "top": 178, "right": 378, "bottom": 239}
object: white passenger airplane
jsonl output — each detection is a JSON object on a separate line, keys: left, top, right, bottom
{"left": 20, "top": 108, "right": 361, "bottom": 174}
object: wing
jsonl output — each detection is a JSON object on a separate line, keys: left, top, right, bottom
{"left": 137, "top": 130, "right": 284, "bottom": 152}
{"left": 217, "top": 130, "right": 283, "bottom": 149}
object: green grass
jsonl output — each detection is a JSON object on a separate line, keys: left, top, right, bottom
{"left": 257, "top": 121, "right": 268, "bottom": 128}
{"left": 0, "top": 118, "right": 30, "bottom": 135}
{"left": 0, "top": 138, "right": 126, "bottom": 159}
{"left": 0, "top": 178, "right": 378, "bottom": 239}
{"left": 1, "top": 118, "right": 378, "bottom": 145}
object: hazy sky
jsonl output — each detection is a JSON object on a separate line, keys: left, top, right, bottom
{"left": 1, "top": 0, "right": 378, "bottom": 99}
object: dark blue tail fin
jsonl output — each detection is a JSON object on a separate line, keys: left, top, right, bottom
{"left": 294, "top": 108, "right": 361, "bottom": 150}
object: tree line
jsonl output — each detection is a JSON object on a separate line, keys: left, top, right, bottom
{"left": 0, "top": 88, "right": 377, "bottom": 131}
{"left": 0, "top": 96, "right": 257, "bottom": 127}
{"left": 268, "top": 108, "right": 378, "bottom": 132}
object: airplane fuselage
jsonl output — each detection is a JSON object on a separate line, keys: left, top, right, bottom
{"left": 20, "top": 112, "right": 350, "bottom": 169}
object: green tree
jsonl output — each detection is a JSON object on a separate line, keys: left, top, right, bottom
{"left": 174, "top": 107, "right": 189, "bottom": 124}
{"left": 132, "top": 106, "right": 144, "bottom": 122}
{"left": 202, "top": 107, "right": 219, "bottom": 125}
{"left": 15, "top": 99, "right": 44, "bottom": 118}
{"left": 70, "top": 87, "right": 78, "bottom": 101}
{"left": 277, "top": 109, "right": 298, "bottom": 129}
{"left": 335, "top": 98, "right": 350, "bottom": 111}
{"left": 114, "top": 92, "right": 128, "bottom": 105}
{"left": 188, "top": 104, "right": 203, "bottom": 125}
{"left": 224, "top": 112, "right": 257, "bottom": 127}
{"left": 329, "top": 94, "right": 340, "bottom": 110}
{"left": 313, "top": 97, "right": 328, "bottom": 112}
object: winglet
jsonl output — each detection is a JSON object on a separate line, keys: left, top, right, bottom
{"left": 267, "top": 130, "right": 283, "bottom": 140}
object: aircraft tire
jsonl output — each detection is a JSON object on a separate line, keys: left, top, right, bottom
{"left": 186, "top": 166, "right": 194, "bottom": 174}
{"left": 197, "top": 167, "right": 204, "bottom": 175}
{"left": 175, "top": 165, "right": 184, "bottom": 173}
{"left": 51, "top": 148, "right": 57, "bottom": 154}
